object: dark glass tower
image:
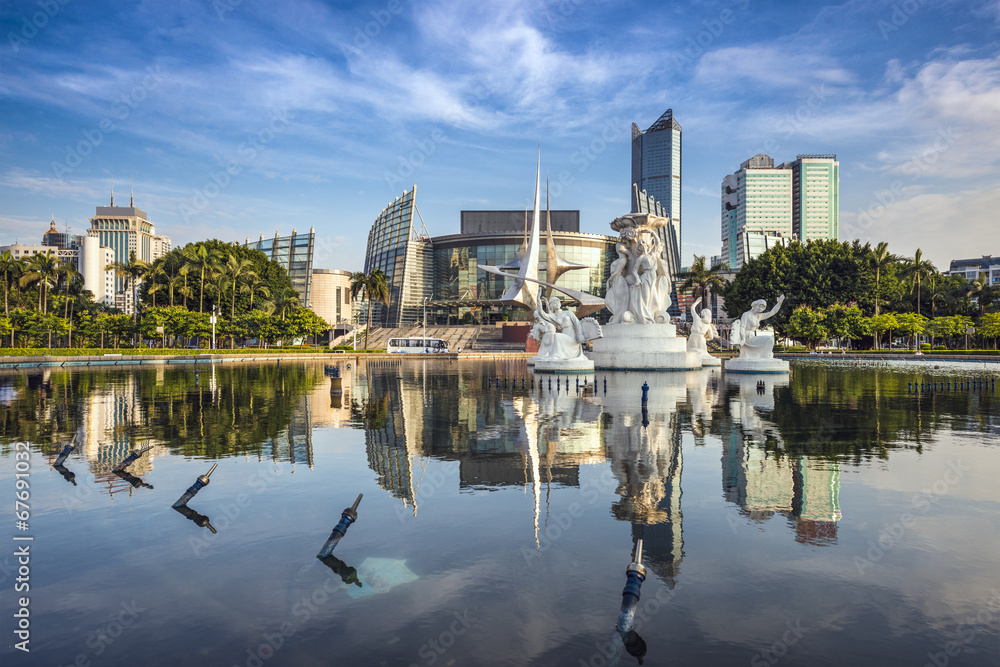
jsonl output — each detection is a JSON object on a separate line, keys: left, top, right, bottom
{"left": 631, "top": 109, "right": 682, "bottom": 256}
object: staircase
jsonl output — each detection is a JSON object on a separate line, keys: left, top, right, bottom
{"left": 472, "top": 326, "right": 526, "bottom": 352}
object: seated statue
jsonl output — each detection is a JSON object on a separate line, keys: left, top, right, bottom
{"left": 530, "top": 296, "right": 602, "bottom": 362}
{"left": 686, "top": 297, "right": 719, "bottom": 363}
{"left": 730, "top": 295, "right": 785, "bottom": 360}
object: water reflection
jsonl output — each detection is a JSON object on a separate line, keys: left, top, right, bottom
{"left": 720, "top": 374, "right": 841, "bottom": 545}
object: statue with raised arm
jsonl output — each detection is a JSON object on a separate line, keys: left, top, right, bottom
{"left": 686, "top": 297, "right": 720, "bottom": 366}
{"left": 529, "top": 295, "right": 602, "bottom": 370}
{"left": 729, "top": 295, "right": 786, "bottom": 361}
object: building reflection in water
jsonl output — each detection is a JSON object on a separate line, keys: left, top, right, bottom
{"left": 601, "top": 371, "right": 690, "bottom": 589}
{"left": 721, "top": 374, "right": 841, "bottom": 545}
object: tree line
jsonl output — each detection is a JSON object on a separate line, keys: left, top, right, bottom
{"left": 680, "top": 240, "right": 1000, "bottom": 349}
{"left": 0, "top": 239, "right": 331, "bottom": 348}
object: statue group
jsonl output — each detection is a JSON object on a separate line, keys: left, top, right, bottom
{"left": 529, "top": 296, "right": 602, "bottom": 368}
{"left": 604, "top": 214, "right": 673, "bottom": 325}
{"left": 686, "top": 297, "right": 721, "bottom": 366}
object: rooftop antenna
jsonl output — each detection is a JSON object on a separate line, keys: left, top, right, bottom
{"left": 130, "top": 175, "right": 134, "bottom": 207}
{"left": 110, "top": 175, "right": 115, "bottom": 207}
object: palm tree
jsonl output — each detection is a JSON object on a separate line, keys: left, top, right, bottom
{"left": 183, "top": 243, "right": 221, "bottom": 313}
{"left": 20, "top": 250, "right": 60, "bottom": 313}
{"left": 266, "top": 287, "right": 300, "bottom": 321}
{"left": 872, "top": 241, "right": 897, "bottom": 316}
{"left": 900, "top": 248, "right": 936, "bottom": 316}
{"left": 245, "top": 273, "right": 270, "bottom": 311}
{"left": 55, "top": 261, "right": 83, "bottom": 320}
{"left": 967, "top": 272, "right": 998, "bottom": 317}
{"left": 350, "top": 269, "right": 389, "bottom": 350}
{"left": 676, "top": 255, "right": 728, "bottom": 313}
{"left": 0, "top": 250, "right": 18, "bottom": 314}
{"left": 106, "top": 250, "right": 151, "bottom": 322}
{"left": 223, "top": 256, "right": 257, "bottom": 318}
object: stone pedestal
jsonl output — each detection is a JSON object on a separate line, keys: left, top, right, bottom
{"left": 698, "top": 352, "right": 722, "bottom": 367}
{"left": 531, "top": 355, "right": 595, "bottom": 373}
{"left": 723, "top": 357, "right": 790, "bottom": 373}
{"left": 589, "top": 323, "right": 702, "bottom": 370}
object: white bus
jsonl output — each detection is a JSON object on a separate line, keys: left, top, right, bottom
{"left": 387, "top": 337, "right": 449, "bottom": 353}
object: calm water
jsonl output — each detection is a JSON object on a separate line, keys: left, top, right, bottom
{"left": 1, "top": 358, "right": 998, "bottom": 666}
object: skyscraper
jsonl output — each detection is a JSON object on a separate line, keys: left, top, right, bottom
{"left": 87, "top": 186, "right": 170, "bottom": 314}
{"left": 631, "top": 109, "right": 682, "bottom": 254}
{"left": 788, "top": 155, "right": 839, "bottom": 242}
{"left": 720, "top": 153, "right": 838, "bottom": 270}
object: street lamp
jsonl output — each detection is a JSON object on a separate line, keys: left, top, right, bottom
{"left": 210, "top": 306, "right": 217, "bottom": 350}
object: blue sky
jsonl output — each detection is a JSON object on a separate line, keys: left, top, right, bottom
{"left": 1, "top": 0, "right": 998, "bottom": 273}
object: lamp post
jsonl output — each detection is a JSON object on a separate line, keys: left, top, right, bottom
{"left": 210, "top": 306, "right": 217, "bottom": 350}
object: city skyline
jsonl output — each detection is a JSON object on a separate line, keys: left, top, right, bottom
{"left": 1, "top": 0, "right": 998, "bottom": 273}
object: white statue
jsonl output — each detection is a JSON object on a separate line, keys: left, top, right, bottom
{"left": 605, "top": 214, "right": 672, "bottom": 325}
{"left": 730, "top": 295, "right": 785, "bottom": 360}
{"left": 529, "top": 296, "right": 602, "bottom": 363}
{"left": 687, "top": 297, "right": 720, "bottom": 365}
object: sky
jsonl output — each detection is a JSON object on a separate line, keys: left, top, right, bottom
{"left": 1, "top": 0, "right": 999, "bottom": 274}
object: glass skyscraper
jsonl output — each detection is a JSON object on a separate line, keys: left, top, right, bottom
{"left": 632, "top": 109, "right": 682, "bottom": 254}
{"left": 244, "top": 228, "right": 315, "bottom": 307}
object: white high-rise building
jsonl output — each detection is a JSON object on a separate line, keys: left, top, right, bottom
{"left": 720, "top": 153, "right": 838, "bottom": 271}
{"left": 87, "top": 186, "right": 170, "bottom": 314}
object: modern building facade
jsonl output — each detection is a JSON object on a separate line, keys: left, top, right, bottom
{"left": 362, "top": 187, "right": 618, "bottom": 327}
{"left": 720, "top": 153, "right": 838, "bottom": 271}
{"left": 310, "top": 268, "right": 354, "bottom": 327}
{"left": 87, "top": 192, "right": 170, "bottom": 314}
{"left": 41, "top": 219, "right": 83, "bottom": 250}
{"left": 244, "top": 228, "right": 315, "bottom": 308}
{"left": 2, "top": 229, "right": 115, "bottom": 306}
{"left": 632, "top": 109, "right": 682, "bottom": 255}
{"left": 363, "top": 187, "right": 431, "bottom": 328}
{"left": 947, "top": 255, "right": 1000, "bottom": 284}
{"left": 790, "top": 155, "right": 839, "bottom": 242}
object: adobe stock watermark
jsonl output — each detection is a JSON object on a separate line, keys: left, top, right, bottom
{"left": 746, "top": 84, "right": 829, "bottom": 160}
{"left": 7, "top": 0, "right": 72, "bottom": 54}
{"left": 407, "top": 609, "right": 474, "bottom": 667}
{"left": 853, "top": 458, "right": 967, "bottom": 577}
{"left": 922, "top": 588, "right": 1000, "bottom": 667}
{"left": 339, "top": 0, "right": 405, "bottom": 58}
{"left": 671, "top": 0, "right": 753, "bottom": 72}
{"left": 51, "top": 66, "right": 165, "bottom": 177}
{"left": 750, "top": 619, "right": 809, "bottom": 666}
{"left": 393, "top": 464, "right": 447, "bottom": 524}
{"left": 179, "top": 108, "right": 292, "bottom": 223}
{"left": 843, "top": 126, "right": 959, "bottom": 243}
{"left": 877, "top": 0, "right": 930, "bottom": 41}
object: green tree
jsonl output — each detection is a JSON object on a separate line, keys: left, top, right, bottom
{"left": 106, "top": 250, "right": 151, "bottom": 323}
{"left": 20, "top": 250, "right": 60, "bottom": 313}
{"left": 871, "top": 241, "right": 898, "bottom": 317}
{"left": 895, "top": 312, "right": 927, "bottom": 351}
{"left": 869, "top": 313, "right": 898, "bottom": 349}
{"left": 223, "top": 256, "right": 257, "bottom": 319}
{"left": 0, "top": 250, "right": 19, "bottom": 315}
{"left": 978, "top": 312, "right": 1000, "bottom": 349}
{"left": 677, "top": 255, "right": 729, "bottom": 312}
{"left": 350, "top": 269, "right": 389, "bottom": 350}
{"left": 899, "top": 248, "right": 936, "bottom": 316}
{"left": 183, "top": 243, "right": 221, "bottom": 313}
{"left": 786, "top": 305, "right": 827, "bottom": 350}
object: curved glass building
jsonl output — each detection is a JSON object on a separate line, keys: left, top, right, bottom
{"left": 363, "top": 187, "right": 617, "bottom": 327}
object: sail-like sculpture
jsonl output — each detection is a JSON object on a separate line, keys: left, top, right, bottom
{"left": 498, "top": 152, "right": 542, "bottom": 313}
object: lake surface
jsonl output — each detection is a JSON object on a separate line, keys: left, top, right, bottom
{"left": 1, "top": 358, "right": 998, "bottom": 666}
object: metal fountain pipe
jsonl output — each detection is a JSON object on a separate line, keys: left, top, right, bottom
{"left": 172, "top": 463, "right": 218, "bottom": 508}
{"left": 114, "top": 442, "right": 153, "bottom": 472}
{"left": 54, "top": 442, "right": 75, "bottom": 467}
{"left": 615, "top": 539, "right": 647, "bottom": 636}
{"left": 316, "top": 493, "right": 363, "bottom": 558}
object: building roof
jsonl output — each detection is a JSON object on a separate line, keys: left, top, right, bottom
{"left": 645, "top": 108, "right": 682, "bottom": 133}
